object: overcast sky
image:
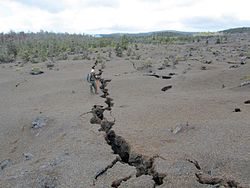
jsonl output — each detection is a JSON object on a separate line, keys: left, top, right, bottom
{"left": 1, "top": 0, "right": 250, "bottom": 34}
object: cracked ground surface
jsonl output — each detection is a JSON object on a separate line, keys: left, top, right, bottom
{"left": 0, "top": 34, "right": 250, "bottom": 187}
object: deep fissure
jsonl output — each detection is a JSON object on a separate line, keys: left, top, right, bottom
{"left": 87, "top": 65, "right": 165, "bottom": 186}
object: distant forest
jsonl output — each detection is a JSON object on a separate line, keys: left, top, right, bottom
{"left": 1, "top": 27, "right": 249, "bottom": 63}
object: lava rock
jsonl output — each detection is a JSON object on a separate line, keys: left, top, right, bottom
{"left": 161, "top": 85, "right": 172, "bottom": 92}
{"left": 23, "top": 153, "right": 33, "bottom": 161}
{"left": 244, "top": 100, "right": 250, "bottom": 104}
{"left": 32, "top": 117, "right": 48, "bottom": 129}
{"left": 0, "top": 159, "right": 12, "bottom": 170}
{"left": 234, "top": 108, "right": 241, "bottom": 112}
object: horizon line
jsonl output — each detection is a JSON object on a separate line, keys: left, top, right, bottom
{"left": 1, "top": 26, "right": 249, "bottom": 35}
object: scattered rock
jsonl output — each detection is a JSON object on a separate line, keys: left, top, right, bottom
{"left": 144, "top": 73, "right": 172, "bottom": 79}
{"left": 229, "top": 65, "right": 239, "bottom": 69}
{"left": 158, "top": 67, "right": 165, "bottom": 70}
{"left": 201, "top": 66, "right": 207, "bottom": 70}
{"left": 204, "top": 60, "right": 212, "bottom": 64}
{"left": 234, "top": 108, "right": 241, "bottom": 112}
{"left": 240, "top": 80, "right": 250, "bottom": 87}
{"left": 169, "top": 72, "right": 176, "bottom": 76}
{"left": 161, "top": 85, "right": 172, "bottom": 91}
{"left": 244, "top": 100, "right": 250, "bottom": 104}
{"left": 0, "top": 159, "right": 12, "bottom": 170}
{"left": 144, "top": 73, "right": 160, "bottom": 78}
{"left": 195, "top": 172, "right": 246, "bottom": 188}
{"left": 23, "top": 153, "right": 33, "bottom": 161}
{"left": 32, "top": 117, "right": 48, "bottom": 129}
{"left": 161, "top": 75, "right": 172, "bottom": 79}
{"left": 46, "top": 62, "right": 55, "bottom": 68}
{"left": 30, "top": 68, "right": 44, "bottom": 75}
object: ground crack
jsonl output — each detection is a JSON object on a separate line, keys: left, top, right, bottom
{"left": 187, "top": 158, "right": 247, "bottom": 188}
{"left": 86, "top": 65, "right": 166, "bottom": 187}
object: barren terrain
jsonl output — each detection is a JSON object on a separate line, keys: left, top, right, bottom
{"left": 0, "top": 33, "right": 250, "bottom": 187}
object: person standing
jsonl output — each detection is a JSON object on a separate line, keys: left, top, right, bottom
{"left": 89, "top": 67, "right": 97, "bottom": 94}
{"left": 95, "top": 69, "right": 103, "bottom": 93}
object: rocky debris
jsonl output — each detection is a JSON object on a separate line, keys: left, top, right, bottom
{"left": 161, "top": 85, "right": 172, "bottom": 92}
{"left": 171, "top": 122, "right": 194, "bottom": 134}
{"left": 204, "top": 60, "right": 212, "bottom": 64}
{"left": 234, "top": 108, "right": 241, "bottom": 112}
{"left": 162, "top": 76, "right": 172, "bottom": 79}
{"left": 244, "top": 100, "right": 250, "bottom": 104}
{"left": 0, "top": 159, "right": 12, "bottom": 171}
{"left": 129, "top": 153, "right": 153, "bottom": 176}
{"left": 227, "top": 61, "right": 238, "bottom": 64}
{"left": 90, "top": 115, "right": 102, "bottom": 124}
{"left": 119, "top": 175, "right": 155, "bottom": 188}
{"left": 30, "top": 68, "right": 44, "bottom": 75}
{"left": 169, "top": 72, "right": 176, "bottom": 76}
{"left": 240, "top": 80, "right": 250, "bottom": 87}
{"left": 229, "top": 65, "right": 240, "bottom": 69}
{"left": 128, "top": 152, "right": 166, "bottom": 185}
{"left": 23, "top": 153, "right": 33, "bottom": 161}
{"left": 188, "top": 159, "right": 247, "bottom": 188}
{"left": 100, "top": 78, "right": 111, "bottom": 90}
{"left": 89, "top": 105, "right": 106, "bottom": 123}
{"left": 105, "top": 97, "right": 114, "bottom": 108}
{"left": 143, "top": 73, "right": 172, "bottom": 80}
{"left": 100, "top": 89, "right": 109, "bottom": 98}
{"left": 195, "top": 172, "right": 247, "bottom": 188}
{"left": 104, "top": 129, "right": 166, "bottom": 186}
{"left": 201, "top": 66, "right": 207, "bottom": 70}
{"left": 32, "top": 117, "right": 48, "bottom": 129}
{"left": 46, "top": 62, "right": 55, "bottom": 69}
{"left": 157, "top": 67, "right": 165, "bottom": 70}
{"left": 99, "top": 118, "right": 115, "bottom": 133}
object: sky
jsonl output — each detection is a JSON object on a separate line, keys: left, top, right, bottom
{"left": 1, "top": 0, "right": 250, "bottom": 34}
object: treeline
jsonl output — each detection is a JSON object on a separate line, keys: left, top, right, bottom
{"left": 0, "top": 30, "right": 199, "bottom": 63}
{"left": 0, "top": 31, "right": 115, "bottom": 63}
{"left": 222, "top": 27, "right": 250, "bottom": 34}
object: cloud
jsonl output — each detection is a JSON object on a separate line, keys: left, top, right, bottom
{"left": 10, "top": 0, "right": 65, "bottom": 13}
{"left": 1, "top": 0, "right": 250, "bottom": 34}
{"left": 83, "top": 0, "right": 120, "bottom": 8}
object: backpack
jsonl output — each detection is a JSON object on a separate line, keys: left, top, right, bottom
{"left": 86, "top": 72, "right": 94, "bottom": 82}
